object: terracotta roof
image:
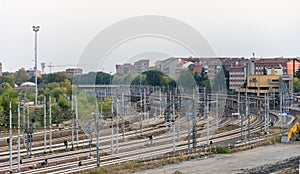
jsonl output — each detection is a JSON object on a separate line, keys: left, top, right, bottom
{"left": 255, "top": 58, "right": 293, "bottom": 64}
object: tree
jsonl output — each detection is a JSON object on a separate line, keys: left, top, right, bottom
{"left": 72, "top": 72, "right": 96, "bottom": 85}
{"left": 15, "top": 68, "right": 29, "bottom": 85}
{"left": 293, "top": 78, "right": 300, "bottom": 93}
{"left": 193, "top": 70, "right": 210, "bottom": 89}
{"left": 77, "top": 91, "right": 96, "bottom": 128}
{"left": 46, "top": 72, "right": 71, "bottom": 83}
{"left": 0, "top": 73, "right": 15, "bottom": 87}
{"left": 212, "top": 66, "right": 227, "bottom": 92}
{"left": 29, "top": 76, "right": 42, "bottom": 85}
{"left": 72, "top": 71, "right": 113, "bottom": 85}
{"left": 296, "top": 67, "right": 300, "bottom": 79}
{"left": 0, "top": 83, "right": 18, "bottom": 127}
{"left": 99, "top": 98, "right": 112, "bottom": 118}
{"left": 223, "top": 65, "right": 229, "bottom": 89}
{"left": 58, "top": 95, "right": 70, "bottom": 112}
{"left": 142, "top": 70, "right": 164, "bottom": 86}
{"left": 131, "top": 74, "right": 146, "bottom": 86}
{"left": 112, "top": 73, "right": 138, "bottom": 85}
{"left": 95, "top": 71, "right": 111, "bottom": 84}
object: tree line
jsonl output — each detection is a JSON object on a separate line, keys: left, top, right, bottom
{"left": 0, "top": 67, "right": 215, "bottom": 128}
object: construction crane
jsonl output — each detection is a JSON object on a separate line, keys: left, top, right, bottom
{"left": 41, "top": 62, "right": 85, "bottom": 74}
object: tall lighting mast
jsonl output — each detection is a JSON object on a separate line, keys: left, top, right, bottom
{"left": 32, "top": 26, "right": 40, "bottom": 108}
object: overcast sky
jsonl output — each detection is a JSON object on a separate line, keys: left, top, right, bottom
{"left": 0, "top": 0, "right": 299, "bottom": 73}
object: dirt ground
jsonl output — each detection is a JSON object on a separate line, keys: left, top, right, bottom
{"left": 135, "top": 143, "right": 300, "bottom": 174}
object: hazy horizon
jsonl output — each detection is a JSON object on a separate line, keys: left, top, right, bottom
{"left": 1, "top": 0, "right": 299, "bottom": 73}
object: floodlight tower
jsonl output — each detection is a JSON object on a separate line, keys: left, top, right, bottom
{"left": 32, "top": 26, "right": 40, "bottom": 108}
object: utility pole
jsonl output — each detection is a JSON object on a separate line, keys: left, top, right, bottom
{"left": 25, "top": 105, "right": 29, "bottom": 157}
{"left": 9, "top": 102, "right": 12, "bottom": 174}
{"left": 18, "top": 102, "right": 21, "bottom": 172}
{"left": 144, "top": 88, "right": 147, "bottom": 121}
{"left": 140, "top": 76, "right": 142, "bottom": 119}
{"left": 165, "top": 96, "right": 168, "bottom": 132}
{"left": 88, "top": 126, "right": 92, "bottom": 158}
{"left": 238, "top": 92, "right": 243, "bottom": 140}
{"left": 71, "top": 118, "right": 74, "bottom": 150}
{"left": 267, "top": 95, "right": 270, "bottom": 132}
{"left": 27, "top": 104, "right": 29, "bottom": 132}
{"left": 264, "top": 93, "right": 267, "bottom": 133}
{"left": 111, "top": 98, "right": 114, "bottom": 154}
{"left": 32, "top": 26, "right": 40, "bottom": 108}
{"left": 273, "top": 88, "right": 276, "bottom": 110}
{"left": 216, "top": 91, "right": 219, "bottom": 131}
{"left": 258, "top": 104, "right": 262, "bottom": 137}
{"left": 95, "top": 99, "right": 100, "bottom": 167}
{"left": 246, "top": 91, "right": 250, "bottom": 141}
{"left": 44, "top": 96, "right": 47, "bottom": 154}
{"left": 192, "top": 89, "right": 197, "bottom": 149}
{"left": 49, "top": 97, "right": 52, "bottom": 152}
{"left": 187, "top": 104, "right": 190, "bottom": 153}
{"left": 205, "top": 87, "right": 210, "bottom": 145}
{"left": 121, "top": 91, "right": 125, "bottom": 138}
{"left": 280, "top": 91, "right": 283, "bottom": 127}
{"left": 25, "top": 104, "right": 33, "bottom": 157}
{"left": 76, "top": 94, "right": 79, "bottom": 148}
{"left": 116, "top": 99, "right": 119, "bottom": 153}
{"left": 177, "top": 111, "right": 181, "bottom": 139}
{"left": 172, "top": 96, "right": 176, "bottom": 153}
{"left": 172, "top": 119, "right": 176, "bottom": 153}
{"left": 100, "top": 96, "right": 103, "bottom": 114}
{"left": 23, "top": 94, "right": 26, "bottom": 148}
{"left": 160, "top": 88, "right": 162, "bottom": 117}
{"left": 71, "top": 93, "right": 74, "bottom": 150}
{"left": 176, "top": 87, "right": 181, "bottom": 139}
{"left": 140, "top": 82, "right": 143, "bottom": 135}
{"left": 172, "top": 96, "right": 175, "bottom": 121}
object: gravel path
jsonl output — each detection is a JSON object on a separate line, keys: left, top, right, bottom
{"left": 135, "top": 143, "right": 300, "bottom": 174}
{"left": 240, "top": 156, "right": 299, "bottom": 174}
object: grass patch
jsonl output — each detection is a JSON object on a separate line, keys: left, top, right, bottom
{"left": 86, "top": 152, "right": 207, "bottom": 173}
{"left": 274, "top": 135, "right": 282, "bottom": 143}
{"left": 87, "top": 161, "right": 144, "bottom": 174}
{"left": 208, "top": 146, "right": 231, "bottom": 154}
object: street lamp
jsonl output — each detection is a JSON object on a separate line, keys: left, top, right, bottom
{"left": 32, "top": 26, "right": 40, "bottom": 108}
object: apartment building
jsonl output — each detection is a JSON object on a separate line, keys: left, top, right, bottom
{"left": 134, "top": 59, "right": 149, "bottom": 73}
{"left": 115, "top": 63, "right": 134, "bottom": 75}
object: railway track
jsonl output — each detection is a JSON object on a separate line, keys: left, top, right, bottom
{"left": 0, "top": 113, "right": 262, "bottom": 173}
{"left": 17, "top": 116, "right": 264, "bottom": 174}
{"left": 0, "top": 115, "right": 233, "bottom": 173}
{"left": 0, "top": 93, "right": 282, "bottom": 174}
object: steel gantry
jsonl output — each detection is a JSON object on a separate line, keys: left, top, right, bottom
{"left": 279, "top": 76, "right": 293, "bottom": 127}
